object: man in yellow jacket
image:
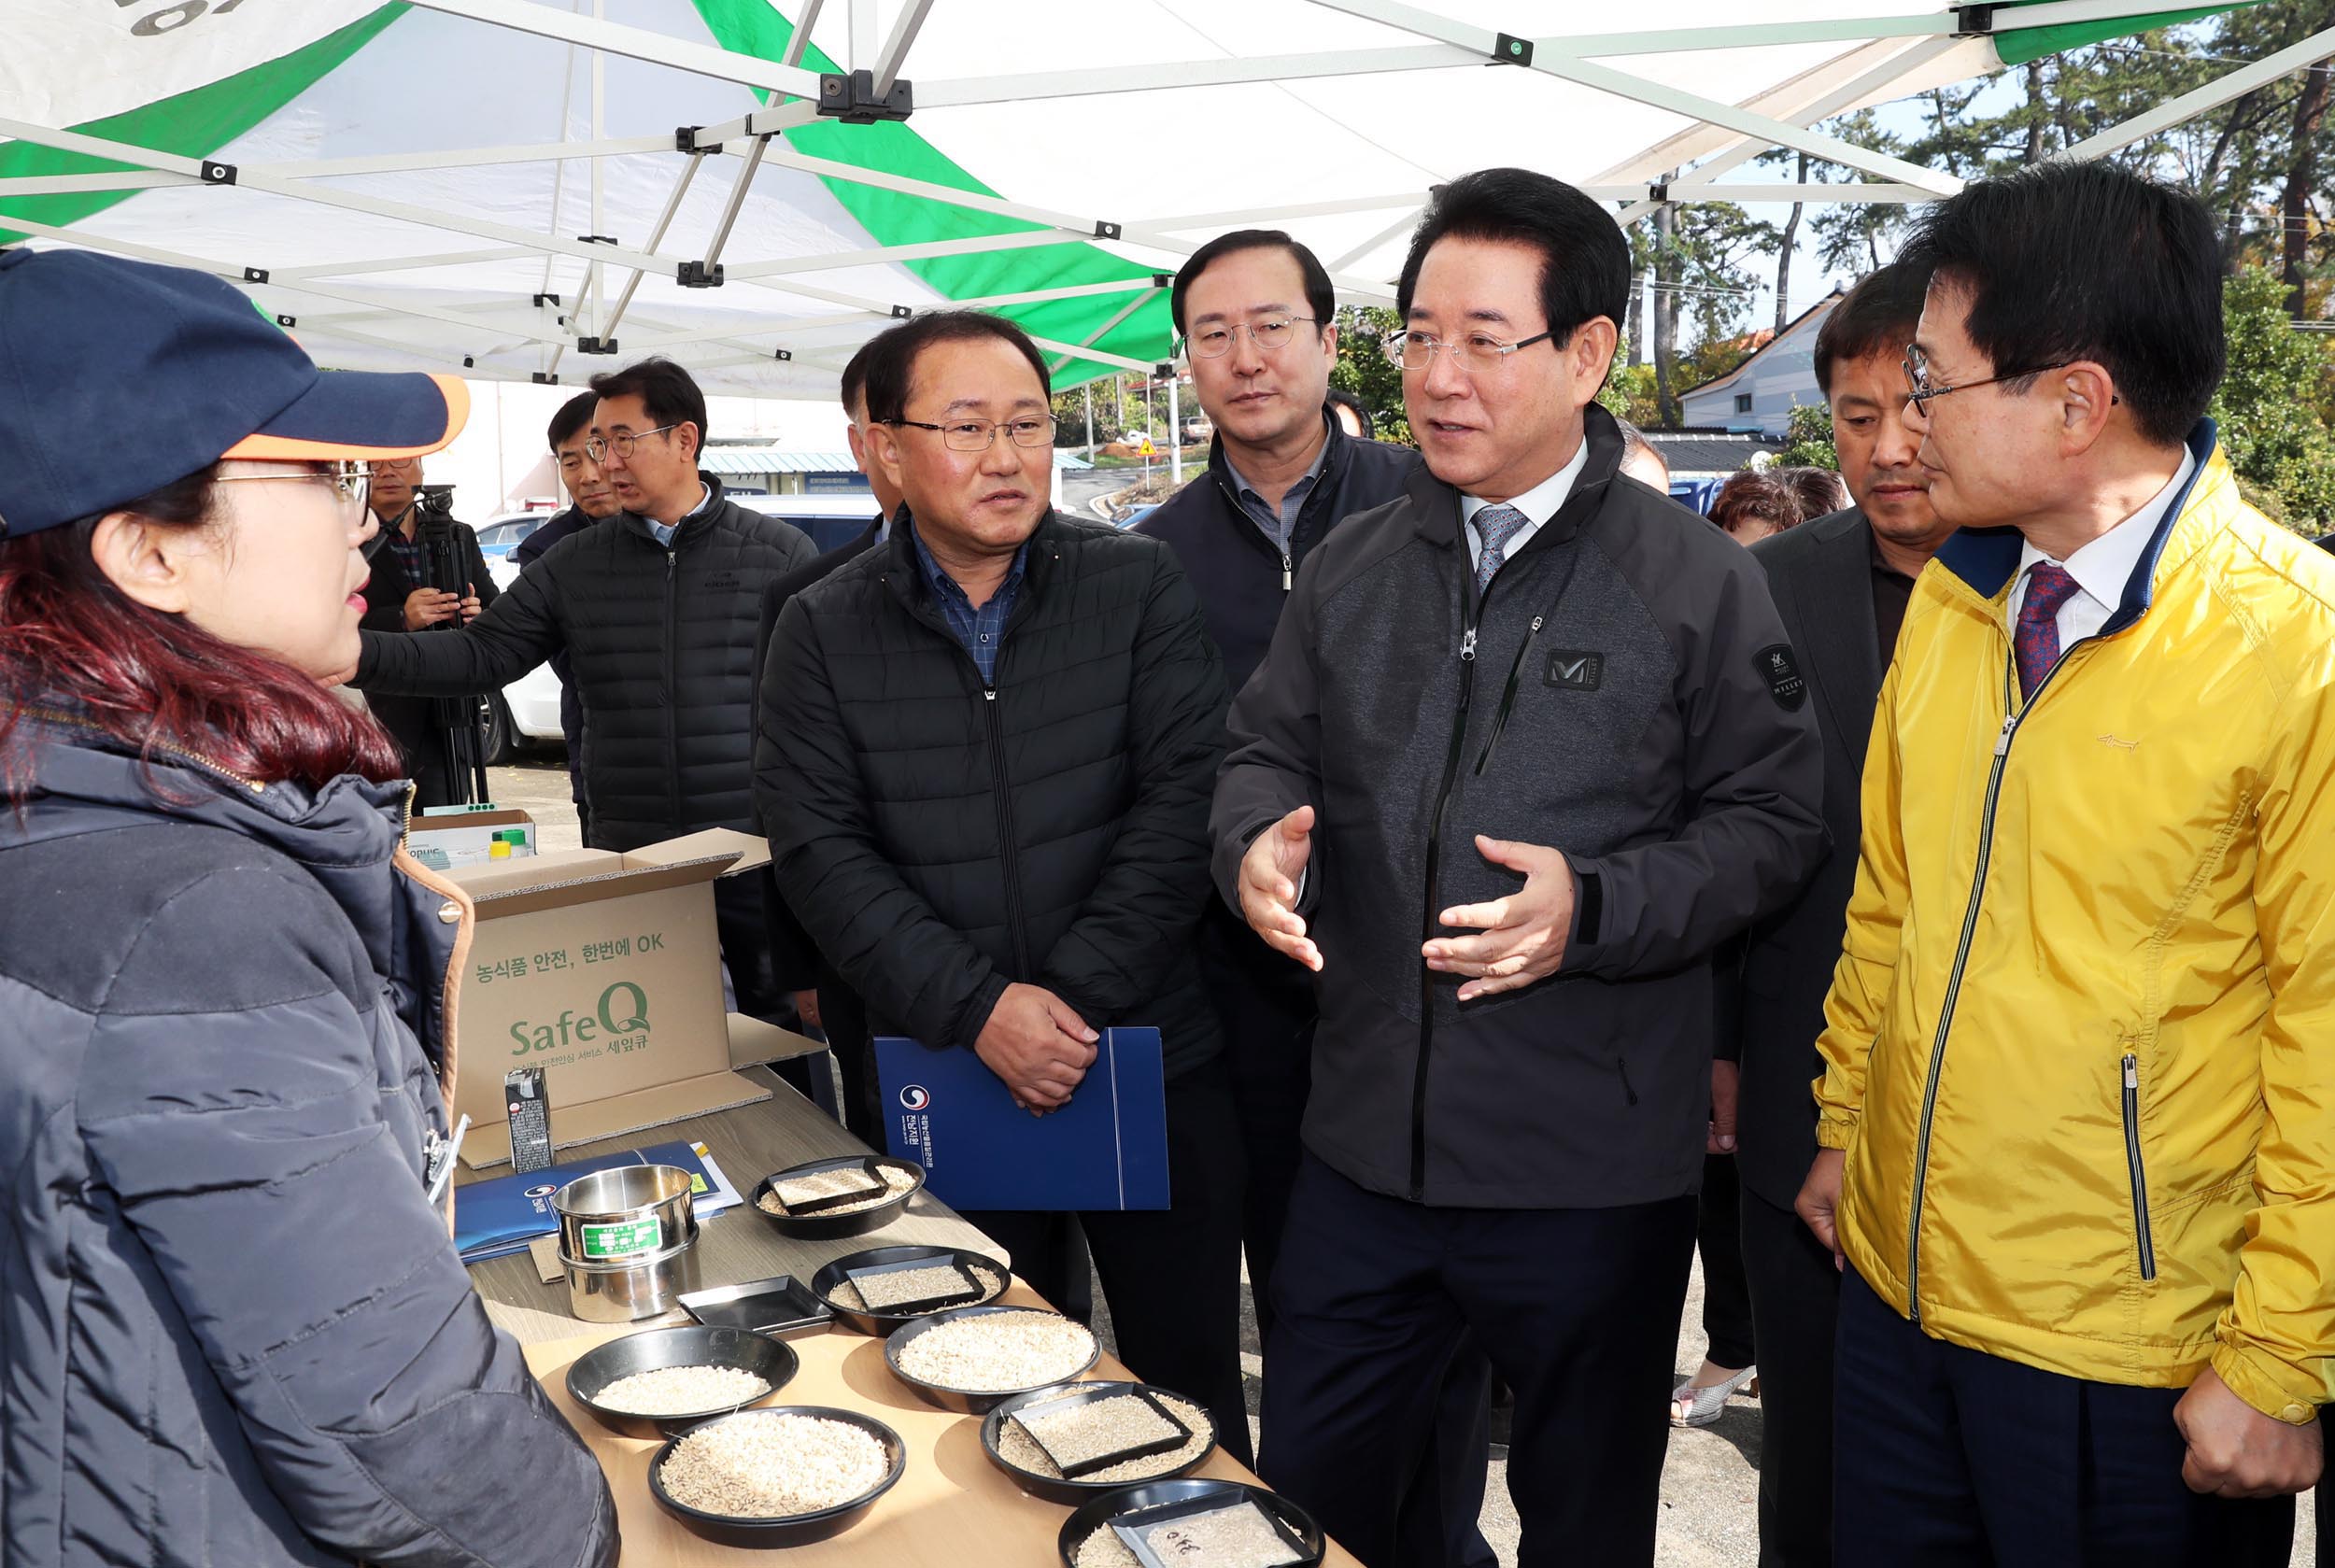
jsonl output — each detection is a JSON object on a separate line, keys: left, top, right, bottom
{"left": 1798, "top": 162, "right": 2331, "bottom": 1562}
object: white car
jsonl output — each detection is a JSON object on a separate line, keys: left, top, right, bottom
{"left": 477, "top": 511, "right": 568, "bottom": 760}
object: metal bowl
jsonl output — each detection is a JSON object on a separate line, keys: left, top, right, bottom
{"left": 564, "top": 1324, "right": 799, "bottom": 1439}
{"left": 883, "top": 1303, "right": 1102, "bottom": 1415}
{"left": 747, "top": 1154, "right": 926, "bottom": 1241}
{"left": 647, "top": 1406, "right": 906, "bottom": 1547}
{"left": 808, "top": 1243, "right": 1010, "bottom": 1335}
{"left": 980, "top": 1380, "right": 1219, "bottom": 1505}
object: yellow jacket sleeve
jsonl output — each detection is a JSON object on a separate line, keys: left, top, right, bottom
{"left": 2214, "top": 636, "right": 2335, "bottom": 1424}
{"left": 1811, "top": 641, "right": 1912, "bottom": 1151}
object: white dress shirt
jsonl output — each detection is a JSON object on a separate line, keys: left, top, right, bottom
{"left": 1460, "top": 435, "right": 1592, "bottom": 577}
{"left": 2006, "top": 448, "right": 2195, "bottom": 646}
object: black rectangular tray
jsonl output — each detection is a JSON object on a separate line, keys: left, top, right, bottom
{"left": 1011, "top": 1383, "right": 1194, "bottom": 1479}
{"left": 677, "top": 1276, "right": 832, "bottom": 1340}
{"left": 840, "top": 1254, "right": 986, "bottom": 1316}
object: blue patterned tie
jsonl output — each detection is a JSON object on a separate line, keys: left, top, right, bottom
{"left": 2015, "top": 561, "right": 2082, "bottom": 700}
{"left": 1473, "top": 503, "right": 1529, "bottom": 598}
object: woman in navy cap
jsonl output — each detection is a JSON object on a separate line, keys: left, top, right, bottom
{"left": 0, "top": 249, "right": 618, "bottom": 1568}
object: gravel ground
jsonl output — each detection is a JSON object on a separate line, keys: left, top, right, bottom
{"left": 487, "top": 758, "right": 2319, "bottom": 1566}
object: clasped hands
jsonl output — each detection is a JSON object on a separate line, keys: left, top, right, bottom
{"left": 1237, "top": 805, "right": 1577, "bottom": 999}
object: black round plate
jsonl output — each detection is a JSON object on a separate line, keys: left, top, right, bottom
{"left": 648, "top": 1406, "right": 906, "bottom": 1547}
{"left": 565, "top": 1324, "right": 799, "bottom": 1439}
{"left": 748, "top": 1154, "right": 926, "bottom": 1241}
{"left": 979, "top": 1380, "right": 1218, "bottom": 1505}
{"left": 1055, "top": 1478, "right": 1327, "bottom": 1568}
{"left": 808, "top": 1243, "right": 1010, "bottom": 1335}
{"left": 883, "top": 1303, "right": 1102, "bottom": 1414}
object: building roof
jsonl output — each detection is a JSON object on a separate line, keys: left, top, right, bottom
{"left": 1677, "top": 289, "right": 1847, "bottom": 402}
{"left": 1642, "top": 429, "right": 1787, "bottom": 477}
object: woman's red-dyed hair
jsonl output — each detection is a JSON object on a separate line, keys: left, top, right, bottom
{"left": 0, "top": 466, "right": 404, "bottom": 796}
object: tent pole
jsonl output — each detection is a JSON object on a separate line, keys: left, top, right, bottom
{"left": 405, "top": 0, "right": 823, "bottom": 98}
{"left": 591, "top": 0, "right": 606, "bottom": 343}
{"left": 782, "top": 0, "right": 826, "bottom": 68}
{"left": 600, "top": 151, "right": 711, "bottom": 344}
{"left": 1083, "top": 383, "right": 1095, "bottom": 461}
{"left": 874, "top": 0, "right": 937, "bottom": 99}
{"left": 2049, "top": 25, "right": 2335, "bottom": 165}
{"left": 1169, "top": 374, "right": 1183, "bottom": 487}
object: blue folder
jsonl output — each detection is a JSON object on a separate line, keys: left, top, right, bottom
{"left": 873, "top": 1028, "right": 1169, "bottom": 1211}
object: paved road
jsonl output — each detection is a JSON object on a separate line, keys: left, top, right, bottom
{"left": 486, "top": 756, "right": 2318, "bottom": 1566}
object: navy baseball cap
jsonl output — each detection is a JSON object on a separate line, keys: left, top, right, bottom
{"left": 0, "top": 247, "right": 468, "bottom": 540}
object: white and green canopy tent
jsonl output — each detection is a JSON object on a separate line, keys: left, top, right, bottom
{"left": 1, "top": 0, "right": 2315, "bottom": 398}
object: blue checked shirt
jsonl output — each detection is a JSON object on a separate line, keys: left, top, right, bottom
{"left": 912, "top": 521, "right": 1029, "bottom": 686}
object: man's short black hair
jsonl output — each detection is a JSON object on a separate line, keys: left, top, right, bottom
{"left": 1171, "top": 230, "right": 1336, "bottom": 336}
{"left": 1326, "top": 388, "right": 1370, "bottom": 435}
{"left": 1396, "top": 168, "right": 1629, "bottom": 344}
{"left": 841, "top": 334, "right": 884, "bottom": 421}
{"left": 1813, "top": 262, "right": 1931, "bottom": 398}
{"left": 545, "top": 389, "right": 599, "bottom": 453}
{"left": 862, "top": 310, "right": 1052, "bottom": 426}
{"left": 588, "top": 357, "right": 710, "bottom": 445}
{"left": 1895, "top": 162, "right": 2224, "bottom": 446}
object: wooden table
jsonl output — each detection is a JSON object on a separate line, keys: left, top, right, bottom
{"left": 460, "top": 1067, "right": 1006, "bottom": 1345}
{"left": 465, "top": 1074, "right": 1360, "bottom": 1568}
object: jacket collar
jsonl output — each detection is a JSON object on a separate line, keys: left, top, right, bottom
{"left": 1932, "top": 418, "right": 2221, "bottom": 635}
{"left": 1205, "top": 408, "right": 1350, "bottom": 498}
{"left": 620, "top": 470, "right": 728, "bottom": 546}
{"left": 1405, "top": 400, "right": 1625, "bottom": 550}
{"left": 881, "top": 505, "right": 1066, "bottom": 608}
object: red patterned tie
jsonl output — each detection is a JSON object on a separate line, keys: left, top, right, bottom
{"left": 2015, "top": 561, "right": 2082, "bottom": 701}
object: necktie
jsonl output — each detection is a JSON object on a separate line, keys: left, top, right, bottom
{"left": 2015, "top": 560, "right": 2083, "bottom": 700}
{"left": 1473, "top": 503, "right": 1529, "bottom": 598}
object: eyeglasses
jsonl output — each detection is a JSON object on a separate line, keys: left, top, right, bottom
{"left": 1179, "top": 315, "right": 1317, "bottom": 360}
{"left": 214, "top": 460, "right": 373, "bottom": 514}
{"left": 583, "top": 423, "right": 681, "bottom": 463}
{"left": 1902, "top": 344, "right": 2098, "bottom": 413}
{"left": 1383, "top": 329, "right": 1554, "bottom": 372}
{"left": 371, "top": 456, "right": 417, "bottom": 473}
{"left": 886, "top": 414, "right": 1058, "bottom": 452}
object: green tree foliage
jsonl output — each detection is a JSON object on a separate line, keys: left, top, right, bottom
{"left": 1777, "top": 402, "right": 1840, "bottom": 471}
{"left": 1330, "top": 306, "right": 1412, "bottom": 445}
{"left": 2212, "top": 263, "right": 2335, "bottom": 533}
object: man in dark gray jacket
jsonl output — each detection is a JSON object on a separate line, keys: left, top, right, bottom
{"left": 1723, "top": 261, "right": 1947, "bottom": 1568}
{"left": 1211, "top": 169, "right": 1827, "bottom": 1567}
{"left": 352, "top": 358, "right": 815, "bottom": 1018}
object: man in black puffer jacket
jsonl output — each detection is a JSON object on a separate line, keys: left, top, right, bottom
{"left": 756, "top": 311, "right": 1246, "bottom": 1461}
{"left": 353, "top": 359, "right": 815, "bottom": 1016}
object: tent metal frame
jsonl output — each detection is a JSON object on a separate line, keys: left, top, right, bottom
{"left": 6, "top": 0, "right": 2322, "bottom": 388}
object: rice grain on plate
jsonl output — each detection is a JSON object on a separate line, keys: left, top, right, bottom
{"left": 591, "top": 1364, "right": 771, "bottom": 1416}
{"left": 896, "top": 1309, "right": 1096, "bottom": 1392}
{"left": 658, "top": 1412, "right": 889, "bottom": 1519}
{"left": 1138, "top": 1502, "right": 1307, "bottom": 1567}
{"left": 996, "top": 1391, "right": 1212, "bottom": 1482}
{"left": 758, "top": 1164, "right": 916, "bottom": 1217}
{"left": 828, "top": 1262, "right": 1002, "bottom": 1314}
{"left": 1072, "top": 1529, "right": 1144, "bottom": 1568}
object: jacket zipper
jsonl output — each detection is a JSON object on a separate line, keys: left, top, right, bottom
{"left": 982, "top": 685, "right": 1037, "bottom": 976}
{"left": 1208, "top": 475, "right": 1299, "bottom": 592}
{"left": 1905, "top": 640, "right": 2093, "bottom": 1318}
{"left": 1412, "top": 592, "right": 1483, "bottom": 1199}
{"left": 2121, "top": 1052, "right": 2158, "bottom": 1280}
{"left": 21, "top": 706, "right": 265, "bottom": 795}
{"left": 1472, "top": 615, "right": 1545, "bottom": 777}
{"left": 663, "top": 546, "right": 680, "bottom": 826}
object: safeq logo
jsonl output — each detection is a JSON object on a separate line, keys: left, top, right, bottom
{"left": 510, "top": 982, "right": 651, "bottom": 1055}
{"left": 899, "top": 1085, "right": 930, "bottom": 1110}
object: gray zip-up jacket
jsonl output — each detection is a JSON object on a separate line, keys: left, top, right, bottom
{"left": 1210, "top": 404, "right": 1827, "bottom": 1209}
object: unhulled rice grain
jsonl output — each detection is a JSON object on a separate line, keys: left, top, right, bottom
{"left": 591, "top": 1364, "right": 771, "bottom": 1416}
{"left": 894, "top": 1309, "right": 1096, "bottom": 1392}
{"left": 828, "top": 1261, "right": 1001, "bottom": 1314}
{"left": 996, "top": 1391, "right": 1211, "bottom": 1482}
{"left": 658, "top": 1412, "right": 889, "bottom": 1519}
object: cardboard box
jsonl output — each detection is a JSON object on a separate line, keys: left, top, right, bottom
{"left": 408, "top": 807, "right": 537, "bottom": 869}
{"left": 445, "top": 827, "right": 820, "bottom": 1167}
